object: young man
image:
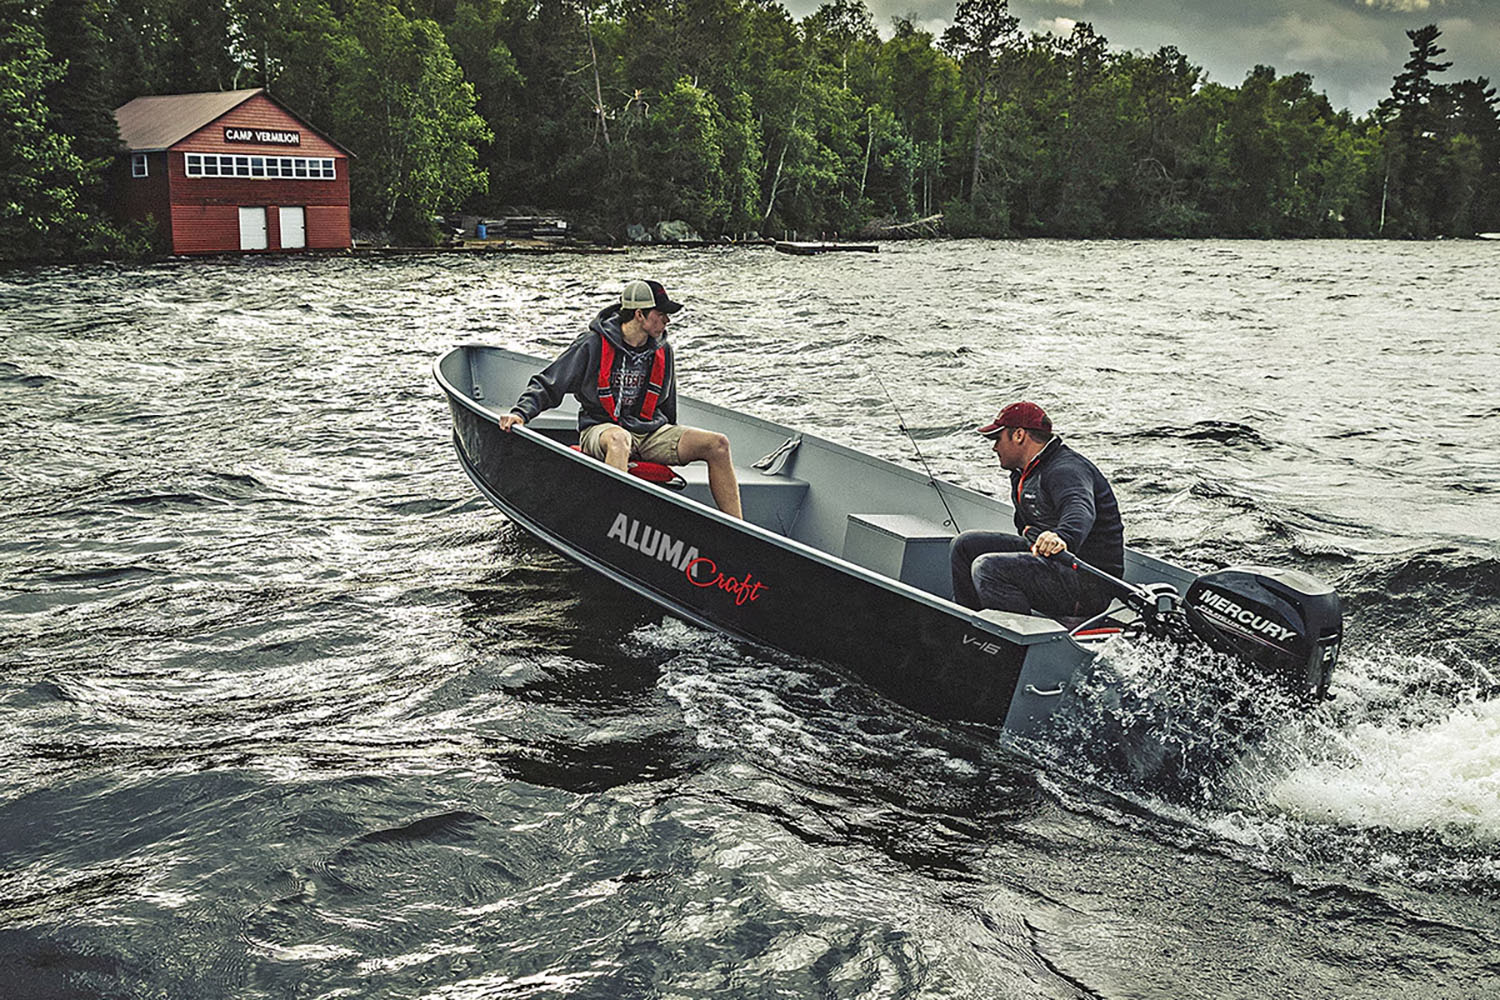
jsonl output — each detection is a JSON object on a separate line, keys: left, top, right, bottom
{"left": 949, "top": 401, "right": 1123, "bottom": 619}
{"left": 498, "top": 279, "right": 743, "bottom": 518}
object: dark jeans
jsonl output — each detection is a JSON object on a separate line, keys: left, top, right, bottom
{"left": 948, "top": 530, "right": 1104, "bottom": 619}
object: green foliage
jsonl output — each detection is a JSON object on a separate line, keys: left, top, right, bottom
{"left": 1375, "top": 24, "right": 1450, "bottom": 236}
{"left": 326, "top": 0, "right": 491, "bottom": 237}
{"left": 873, "top": 19, "right": 961, "bottom": 218}
{"left": 637, "top": 77, "right": 730, "bottom": 233}
{"left": 7, "top": 0, "right": 1500, "bottom": 257}
{"left": 442, "top": 0, "right": 522, "bottom": 208}
{"left": 105, "top": 0, "right": 240, "bottom": 95}
{"left": 0, "top": 6, "right": 92, "bottom": 263}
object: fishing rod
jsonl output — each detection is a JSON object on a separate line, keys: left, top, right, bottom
{"left": 870, "top": 370, "right": 963, "bottom": 533}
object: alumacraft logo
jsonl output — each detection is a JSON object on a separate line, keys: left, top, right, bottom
{"left": 1193, "top": 587, "right": 1297, "bottom": 644}
{"left": 606, "top": 513, "right": 769, "bottom": 606}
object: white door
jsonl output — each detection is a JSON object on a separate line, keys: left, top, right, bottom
{"left": 238, "top": 207, "right": 268, "bottom": 250}
{"left": 278, "top": 206, "right": 306, "bottom": 249}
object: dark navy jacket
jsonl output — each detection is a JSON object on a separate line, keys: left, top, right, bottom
{"left": 1010, "top": 438, "right": 1125, "bottom": 579}
{"left": 510, "top": 305, "right": 677, "bottom": 434}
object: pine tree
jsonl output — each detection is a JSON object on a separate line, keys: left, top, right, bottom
{"left": 0, "top": 3, "right": 91, "bottom": 262}
{"left": 1384, "top": 24, "right": 1452, "bottom": 131}
{"left": 941, "top": 0, "right": 1019, "bottom": 203}
{"left": 1377, "top": 24, "right": 1452, "bottom": 236}
{"left": 39, "top": 0, "right": 123, "bottom": 224}
{"left": 1442, "top": 77, "right": 1500, "bottom": 230}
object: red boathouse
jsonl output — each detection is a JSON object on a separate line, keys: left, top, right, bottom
{"left": 113, "top": 88, "right": 352, "bottom": 254}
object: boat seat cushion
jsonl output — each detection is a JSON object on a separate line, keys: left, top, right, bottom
{"left": 569, "top": 446, "right": 686, "bottom": 489}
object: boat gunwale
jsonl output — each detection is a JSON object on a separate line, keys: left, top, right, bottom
{"left": 440, "top": 343, "right": 1013, "bottom": 513}
{"left": 450, "top": 349, "right": 1209, "bottom": 593}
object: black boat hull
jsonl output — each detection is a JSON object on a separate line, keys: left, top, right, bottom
{"left": 435, "top": 344, "right": 1213, "bottom": 732}
{"left": 449, "top": 402, "right": 1041, "bottom": 721}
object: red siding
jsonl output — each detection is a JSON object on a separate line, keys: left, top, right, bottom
{"left": 176, "top": 93, "right": 343, "bottom": 158}
{"left": 115, "top": 152, "right": 172, "bottom": 243}
{"left": 171, "top": 204, "right": 242, "bottom": 254}
{"left": 306, "top": 204, "right": 351, "bottom": 249}
{"left": 128, "top": 92, "right": 352, "bottom": 254}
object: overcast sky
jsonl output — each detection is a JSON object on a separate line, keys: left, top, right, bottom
{"left": 783, "top": 0, "right": 1500, "bottom": 115}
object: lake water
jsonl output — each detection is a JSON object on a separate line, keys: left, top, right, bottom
{"left": 2, "top": 240, "right": 1498, "bottom": 998}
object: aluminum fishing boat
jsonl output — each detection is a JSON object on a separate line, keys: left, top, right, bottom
{"left": 435, "top": 345, "right": 1342, "bottom": 734}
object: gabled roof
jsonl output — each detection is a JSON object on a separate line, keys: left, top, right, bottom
{"left": 113, "top": 88, "right": 354, "bottom": 156}
{"left": 114, "top": 89, "right": 263, "bottom": 152}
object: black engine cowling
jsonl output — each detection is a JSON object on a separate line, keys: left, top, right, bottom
{"left": 1181, "top": 566, "right": 1342, "bottom": 701}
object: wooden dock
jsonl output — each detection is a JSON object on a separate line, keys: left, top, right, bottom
{"left": 774, "top": 241, "right": 878, "bottom": 256}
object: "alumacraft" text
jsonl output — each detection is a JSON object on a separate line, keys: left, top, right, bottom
{"left": 606, "top": 513, "right": 699, "bottom": 571}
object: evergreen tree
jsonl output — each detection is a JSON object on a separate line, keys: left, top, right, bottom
{"left": 1377, "top": 24, "right": 1452, "bottom": 236}
{"left": 1439, "top": 77, "right": 1500, "bottom": 231}
{"left": 39, "top": 0, "right": 123, "bottom": 231}
{"left": 1049, "top": 22, "right": 1122, "bottom": 236}
{"left": 441, "top": 0, "right": 524, "bottom": 211}
{"left": 940, "top": 0, "right": 1019, "bottom": 202}
{"left": 0, "top": 3, "right": 91, "bottom": 262}
{"left": 1114, "top": 46, "right": 1208, "bottom": 235}
{"left": 1383, "top": 24, "right": 1451, "bottom": 129}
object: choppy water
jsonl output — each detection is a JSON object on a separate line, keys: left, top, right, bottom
{"left": 2, "top": 240, "right": 1498, "bottom": 999}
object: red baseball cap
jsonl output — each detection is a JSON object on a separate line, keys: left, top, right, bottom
{"left": 977, "top": 401, "right": 1051, "bottom": 438}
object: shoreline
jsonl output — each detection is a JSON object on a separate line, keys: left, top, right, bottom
{"left": 8, "top": 233, "right": 1498, "bottom": 270}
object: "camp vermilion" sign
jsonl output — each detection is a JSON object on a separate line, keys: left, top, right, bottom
{"left": 223, "top": 127, "right": 301, "bottom": 146}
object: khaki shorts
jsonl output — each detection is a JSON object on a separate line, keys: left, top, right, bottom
{"left": 579, "top": 422, "right": 689, "bottom": 465}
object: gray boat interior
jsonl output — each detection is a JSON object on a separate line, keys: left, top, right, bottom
{"left": 439, "top": 346, "right": 1195, "bottom": 612}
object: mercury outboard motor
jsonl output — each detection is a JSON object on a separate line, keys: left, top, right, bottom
{"left": 1182, "top": 566, "right": 1342, "bottom": 702}
{"left": 1036, "top": 527, "right": 1344, "bottom": 705}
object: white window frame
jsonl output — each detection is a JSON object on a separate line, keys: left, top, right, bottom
{"left": 132, "top": 153, "right": 148, "bottom": 178}
{"left": 183, "top": 153, "right": 336, "bottom": 181}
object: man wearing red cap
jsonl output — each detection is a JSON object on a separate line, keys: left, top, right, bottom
{"left": 499, "top": 279, "right": 742, "bottom": 517}
{"left": 950, "top": 401, "right": 1124, "bottom": 620}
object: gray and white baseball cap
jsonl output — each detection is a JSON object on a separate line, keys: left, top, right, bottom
{"left": 621, "top": 279, "right": 683, "bottom": 314}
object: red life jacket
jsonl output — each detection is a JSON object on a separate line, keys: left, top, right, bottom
{"left": 596, "top": 337, "right": 667, "bottom": 422}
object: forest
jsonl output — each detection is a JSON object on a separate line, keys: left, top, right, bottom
{"left": 3, "top": 0, "right": 1499, "bottom": 261}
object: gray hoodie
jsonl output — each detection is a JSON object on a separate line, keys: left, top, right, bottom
{"left": 510, "top": 305, "right": 677, "bottom": 434}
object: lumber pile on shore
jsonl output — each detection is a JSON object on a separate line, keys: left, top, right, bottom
{"left": 860, "top": 214, "right": 944, "bottom": 239}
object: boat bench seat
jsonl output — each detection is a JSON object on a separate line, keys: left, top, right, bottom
{"left": 842, "top": 513, "right": 955, "bottom": 599}
{"left": 677, "top": 464, "right": 808, "bottom": 535}
{"left": 525, "top": 410, "right": 581, "bottom": 441}
{"left": 525, "top": 409, "right": 807, "bottom": 531}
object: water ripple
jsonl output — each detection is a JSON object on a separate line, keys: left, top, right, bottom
{"left": 1, "top": 243, "right": 1497, "bottom": 999}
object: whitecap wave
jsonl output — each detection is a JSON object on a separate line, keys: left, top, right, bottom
{"left": 1262, "top": 678, "right": 1500, "bottom": 846}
